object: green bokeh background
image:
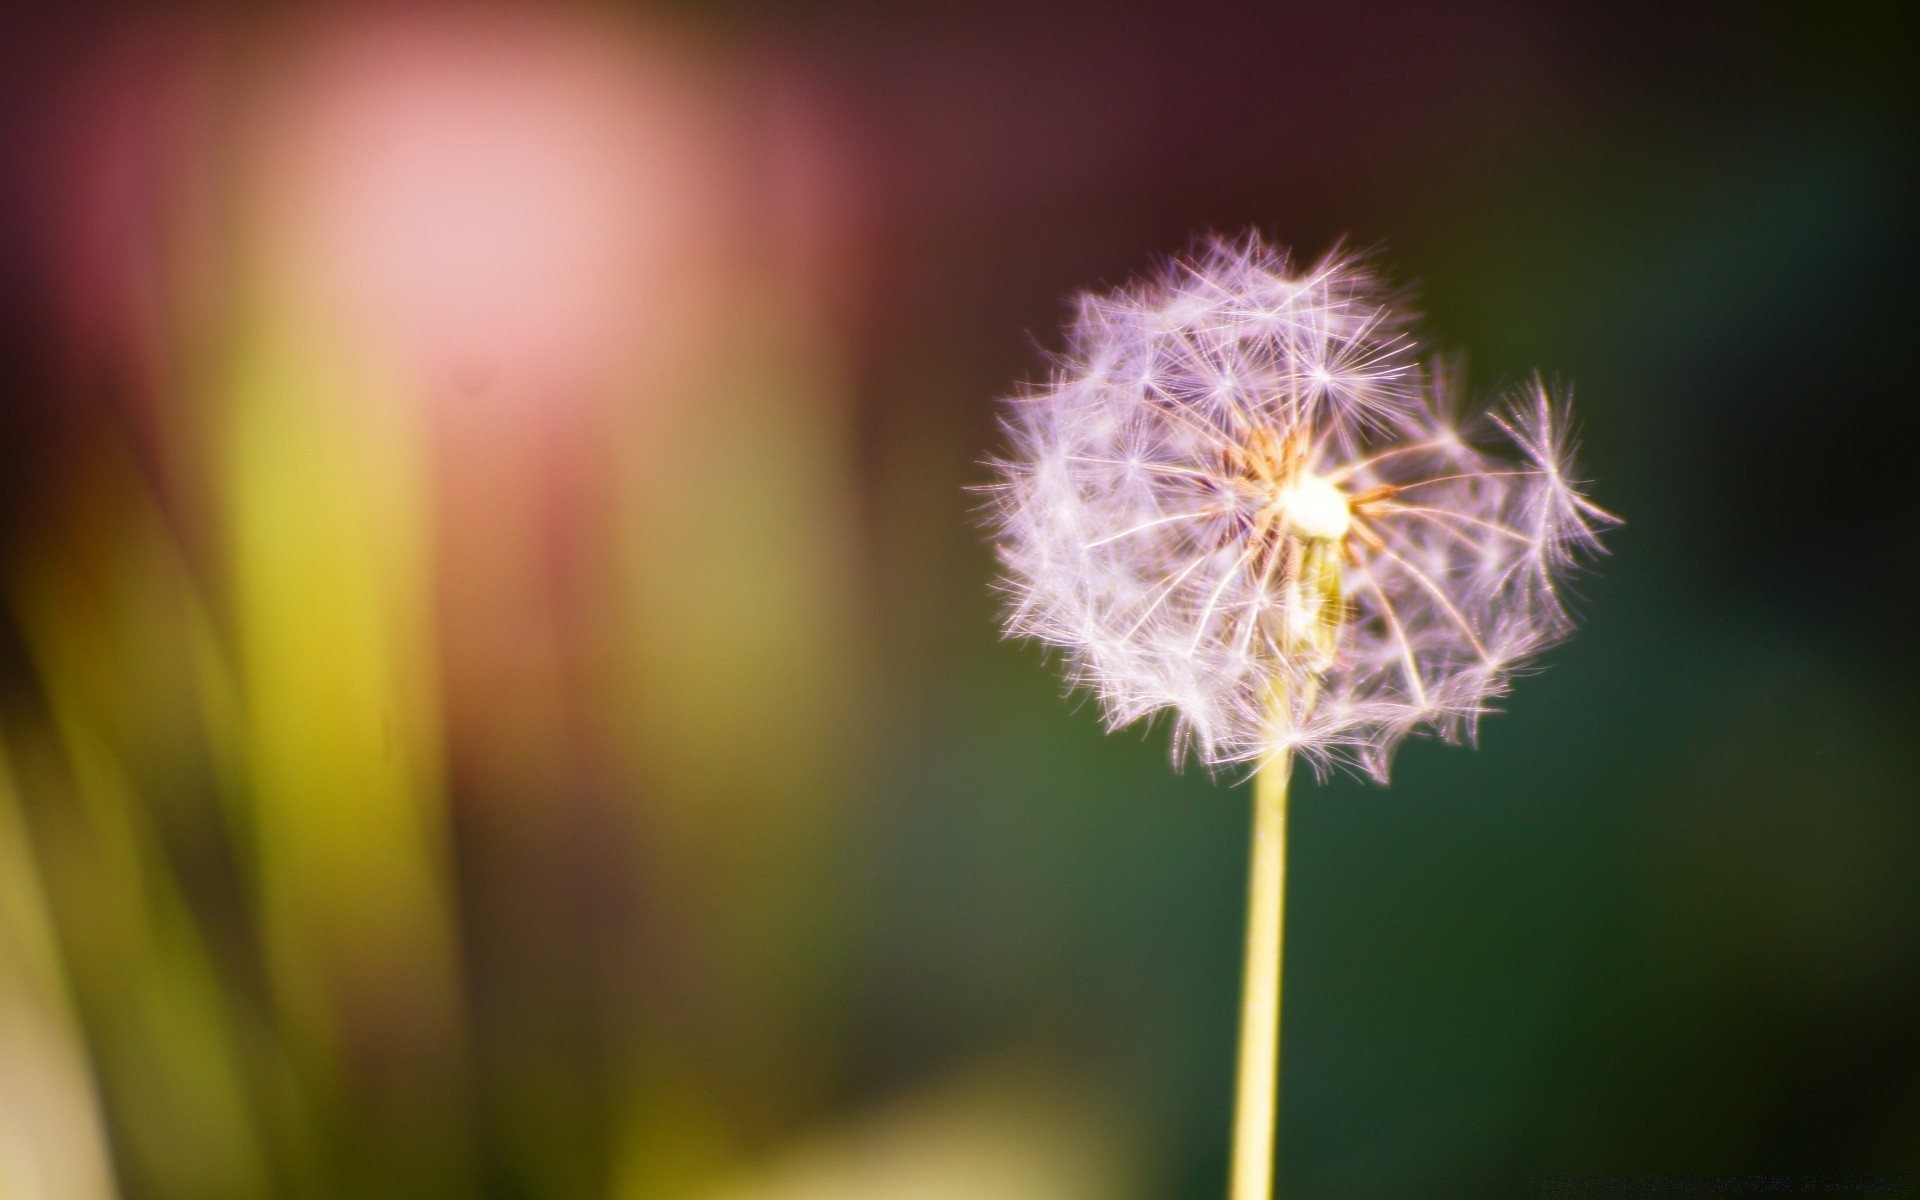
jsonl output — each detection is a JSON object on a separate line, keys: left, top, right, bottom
{"left": 856, "top": 6, "right": 1917, "bottom": 1192}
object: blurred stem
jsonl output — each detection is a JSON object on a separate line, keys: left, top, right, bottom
{"left": 1229, "top": 751, "right": 1290, "bottom": 1200}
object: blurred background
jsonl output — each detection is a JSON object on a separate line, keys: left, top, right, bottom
{"left": 1, "top": 2, "right": 1915, "bottom": 1197}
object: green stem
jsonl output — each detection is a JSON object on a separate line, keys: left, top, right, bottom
{"left": 1228, "top": 751, "right": 1291, "bottom": 1200}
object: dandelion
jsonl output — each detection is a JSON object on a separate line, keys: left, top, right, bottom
{"left": 984, "top": 232, "right": 1615, "bottom": 1199}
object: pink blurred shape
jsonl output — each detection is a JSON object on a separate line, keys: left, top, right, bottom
{"left": 258, "top": 8, "right": 737, "bottom": 399}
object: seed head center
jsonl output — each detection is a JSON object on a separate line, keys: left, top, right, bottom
{"left": 1272, "top": 471, "right": 1351, "bottom": 542}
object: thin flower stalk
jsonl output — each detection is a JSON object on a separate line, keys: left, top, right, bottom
{"left": 1229, "top": 750, "right": 1288, "bottom": 1200}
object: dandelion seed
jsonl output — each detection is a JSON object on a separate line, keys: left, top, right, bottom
{"left": 982, "top": 231, "right": 1616, "bottom": 1199}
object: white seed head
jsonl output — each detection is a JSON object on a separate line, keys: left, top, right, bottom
{"left": 986, "top": 232, "right": 1617, "bottom": 781}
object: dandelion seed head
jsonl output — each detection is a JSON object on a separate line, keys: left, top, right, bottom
{"left": 987, "top": 232, "right": 1617, "bottom": 780}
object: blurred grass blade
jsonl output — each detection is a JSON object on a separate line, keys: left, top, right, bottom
{"left": 0, "top": 739, "right": 119, "bottom": 1200}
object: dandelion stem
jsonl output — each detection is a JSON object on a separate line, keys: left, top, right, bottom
{"left": 1229, "top": 748, "right": 1290, "bottom": 1200}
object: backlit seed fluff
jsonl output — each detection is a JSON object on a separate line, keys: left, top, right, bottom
{"left": 987, "top": 233, "right": 1617, "bottom": 780}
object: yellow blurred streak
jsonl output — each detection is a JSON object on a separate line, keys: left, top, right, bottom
{"left": 4, "top": 469, "right": 270, "bottom": 1199}
{"left": 641, "top": 1063, "right": 1139, "bottom": 1200}
{"left": 223, "top": 315, "right": 469, "bottom": 1125}
{"left": 615, "top": 307, "right": 868, "bottom": 1154}
{"left": 0, "top": 742, "right": 117, "bottom": 1200}
{"left": 606, "top": 1056, "right": 737, "bottom": 1200}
